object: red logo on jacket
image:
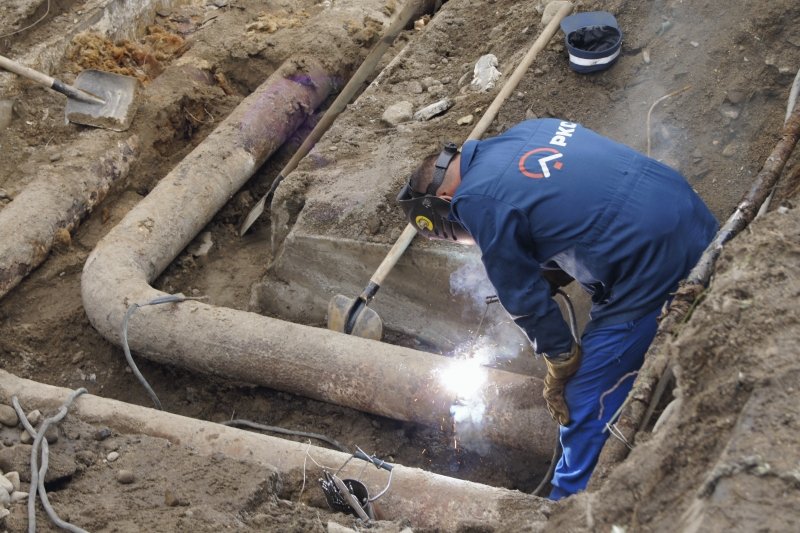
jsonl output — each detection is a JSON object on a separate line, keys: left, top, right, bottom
{"left": 518, "top": 147, "right": 564, "bottom": 179}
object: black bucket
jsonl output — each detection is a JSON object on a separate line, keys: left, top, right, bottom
{"left": 321, "top": 475, "right": 374, "bottom": 519}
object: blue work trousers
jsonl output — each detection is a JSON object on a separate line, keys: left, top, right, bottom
{"left": 549, "top": 308, "right": 660, "bottom": 499}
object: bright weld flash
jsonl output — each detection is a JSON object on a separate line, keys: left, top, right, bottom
{"left": 440, "top": 351, "right": 489, "bottom": 400}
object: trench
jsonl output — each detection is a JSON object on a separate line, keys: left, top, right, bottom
{"left": 0, "top": 0, "right": 569, "bottom": 529}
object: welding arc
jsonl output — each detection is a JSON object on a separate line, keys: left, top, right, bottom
{"left": 327, "top": 1, "right": 575, "bottom": 339}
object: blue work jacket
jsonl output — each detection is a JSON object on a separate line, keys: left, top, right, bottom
{"left": 450, "top": 119, "right": 717, "bottom": 356}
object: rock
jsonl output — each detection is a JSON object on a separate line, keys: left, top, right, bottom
{"left": 107, "top": 451, "right": 120, "bottom": 462}
{"left": 725, "top": 90, "right": 747, "bottom": 105}
{"left": 0, "top": 445, "right": 76, "bottom": 484}
{"left": 19, "top": 431, "right": 32, "bottom": 445}
{"left": 44, "top": 426, "right": 58, "bottom": 444}
{"left": 4, "top": 472, "right": 19, "bottom": 492}
{"left": 0, "top": 476, "right": 12, "bottom": 494}
{"left": 407, "top": 80, "right": 423, "bottom": 94}
{"left": 0, "top": 508, "right": 8, "bottom": 520}
{"left": 187, "top": 231, "right": 213, "bottom": 257}
{"left": 327, "top": 522, "right": 357, "bottom": 533}
{"left": 25, "top": 411, "right": 42, "bottom": 427}
{"left": 164, "top": 488, "right": 189, "bottom": 506}
{"left": 413, "top": 98, "right": 454, "bottom": 121}
{"left": 720, "top": 103, "right": 740, "bottom": 120}
{"left": 0, "top": 406, "right": 18, "bottom": 427}
{"left": 470, "top": 54, "right": 501, "bottom": 92}
{"left": 457, "top": 114, "right": 474, "bottom": 125}
{"left": 722, "top": 143, "right": 737, "bottom": 157}
{"left": 94, "top": 428, "right": 112, "bottom": 441}
{"left": 381, "top": 101, "right": 413, "bottom": 126}
{"left": 10, "top": 491, "right": 26, "bottom": 503}
{"left": 75, "top": 450, "right": 96, "bottom": 468}
{"left": 541, "top": 1, "right": 571, "bottom": 26}
{"left": 116, "top": 470, "right": 135, "bottom": 484}
{"left": 0, "top": 100, "right": 13, "bottom": 131}
{"left": 0, "top": 486, "right": 9, "bottom": 507}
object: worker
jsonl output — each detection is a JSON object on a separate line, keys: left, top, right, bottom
{"left": 397, "top": 118, "right": 717, "bottom": 499}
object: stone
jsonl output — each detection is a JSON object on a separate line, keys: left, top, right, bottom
{"left": 116, "top": 470, "right": 135, "bottom": 484}
{"left": 19, "top": 431, "right": 32, "bottom": 445}
{"left": 541, "top": 1, "right": 571, "bottom": 26}
{"left": 381, "top": 101, "right": 413, "bottom": 126}
{"left": 165, "top": 488, "right": 189, "bottom": 507}
{"left": 457, "top": 114, "right": 474, "bottom": 126}
{"left": 4, "top": 472, "right": 19, "bottom": 492}
{"left": 25, "top": 411, "right": 42, "bottom": 427}
{"left": 413, "top": 98, "right": 454, "bottom": 121}
{"left": 75, "top": 450, "right": 96, "bottom": 468}
{"left": 44, "top": 426, "right": 58, "bottom": 444}
{"left": 0, "top": 406, "right": 17, "bottom": 427}
{"left": 0, "top": 445, "right": 76, "bottom": 484}
{"left": 10, "top": 491, "right": 26, "bottom": 503}
{"left": 0, "top": 486, "right": 8, "bottom": 507}
{"left": 107, "top": 451, "right": 120, "bottom": 462}
{"left": 722, "top": 143, "right": 737, "bottom": 157}
{"left": 0, "top": 508, "right": 8, "bottom": 520}
{"left": 407, "top": 80, "right": 423, "bottom": 94}
{"left": 94, "top": 428, "right": 112, "bottom": 441}
{"left": 0, "top": 476, "right": 12, "bottom": 495}
{"left": 470, "top": 54, "right": 501, "bottom": 92}
{"left": 327, "top": 522, "right": 357, "bottom": 533}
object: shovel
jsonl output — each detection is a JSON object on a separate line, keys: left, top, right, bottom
{"left": 327, "top": 1, "right": 574, "bottom": 339}
{"left": 0, "top": 54, "right": 140, "bottom": 131}
{"left": 327, "top": 224, "right": 418, "bottom": 340}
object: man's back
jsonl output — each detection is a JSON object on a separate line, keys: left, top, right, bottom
{"left": 451, "top": 119, "right": 717, "bottom": 335}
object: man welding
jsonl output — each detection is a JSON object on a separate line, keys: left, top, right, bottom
{"left": 397, "top": 118, "right": 717, "bottom": 498}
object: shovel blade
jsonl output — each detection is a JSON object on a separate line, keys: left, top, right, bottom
{"left": 327, "top": 294, "right": 383, "bottom": 341}
{"left": 65, "top": 70, "right": 140, "bottom": 131}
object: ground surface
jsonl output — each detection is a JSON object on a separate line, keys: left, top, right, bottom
{"left": 0, "top": 0, "right": 799, "bottom": 531}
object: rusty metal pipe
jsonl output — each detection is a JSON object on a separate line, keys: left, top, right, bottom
{"left": 0, "top": 370, "right": 552, "bottom": 531}
{"left": 0, "top": 136, "right": 138, "bottom": 299}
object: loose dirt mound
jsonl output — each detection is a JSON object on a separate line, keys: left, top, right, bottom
{"left": 546, "top": 203, "right": 800, "bottom": 532}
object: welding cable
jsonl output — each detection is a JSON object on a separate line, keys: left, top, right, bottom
{"left": 223, "top": 419, "right": 348, "bottom": 453}
{"left": 121, "top": 293, "right": 207, "bottom": 410}
{"left": 555, "top": 289, "right": 581, "bottom": 346}
{"left": 531, "top": 290, "right": 579, "bottom": 496}
{"left": 13, "top": 388, "right": 88, "bottom": 533}
{"left": 532, "top": 436, "right": 562, "bottom": 497}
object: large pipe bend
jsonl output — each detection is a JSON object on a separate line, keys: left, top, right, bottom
{"left": 81, "top": 58, "right": 556, "bottom": 456}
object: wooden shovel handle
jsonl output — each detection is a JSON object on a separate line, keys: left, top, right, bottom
{"left": 0, "top": 54, "right": 56, "bottom": 88}
{"left": 369, "top": 224, "right": 418, "bottom": 286}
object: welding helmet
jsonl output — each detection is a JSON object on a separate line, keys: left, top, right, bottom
{"left": 396, "top": 142, "right": 474, "bottom": 244}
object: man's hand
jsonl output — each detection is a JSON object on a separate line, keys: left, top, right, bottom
{"left": 543, "top": 344, "right": 582, "bottom": 425}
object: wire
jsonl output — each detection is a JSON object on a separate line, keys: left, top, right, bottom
{"left": 121, "top": 293, "right": 207, "bottom": 410}
{"left": 532, "top": 436, "right": 561, "bottom": 496}
{"left": 0, "top": 0, "right": 50, "bottom": 39}
{"left": 222, "top": 419, "right": 348, "bottom": 452}
{"left": 13, "top": 388, "right": 88, "bottom": 533}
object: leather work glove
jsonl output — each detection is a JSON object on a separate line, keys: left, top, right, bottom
{"left": 542, "top": 344, "right": 582, "bottom": 425}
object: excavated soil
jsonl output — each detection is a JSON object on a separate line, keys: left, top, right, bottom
{"left": 1, "top": 0, "right": 799, "bottom": 531}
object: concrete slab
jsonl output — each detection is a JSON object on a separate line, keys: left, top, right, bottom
{"left": 258, "top": 0, "right": 592, "bottom": 362}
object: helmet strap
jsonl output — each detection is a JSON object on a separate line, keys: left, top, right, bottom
{"left": 426, "top": 142, "right": 459, "bottom": 196}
